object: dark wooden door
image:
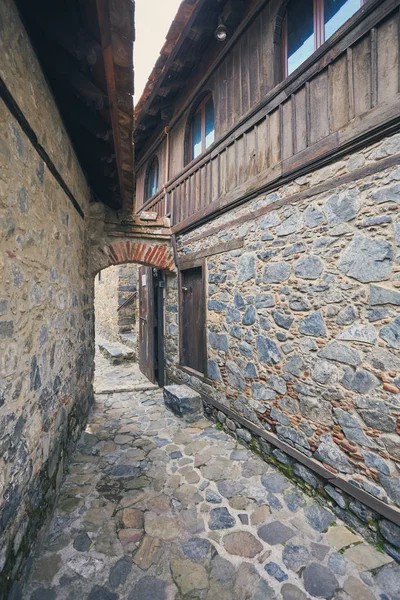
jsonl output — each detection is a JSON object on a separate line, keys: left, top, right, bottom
{"left": 138, "top": 265, "right": 155, "bottom": 383}
{"left": 153, "top": 270, "right": 165, "bottom": 387}
{"left": 181, "top": 266, "right": 205, "bottom": 374}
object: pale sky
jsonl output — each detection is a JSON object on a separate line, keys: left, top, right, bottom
{"left": 134, "top": 0, "right": 183, "bottom": 103}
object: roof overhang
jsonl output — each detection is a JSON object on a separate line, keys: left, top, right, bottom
{"left": 16, "top": 0, "right": 135, "bottom": 214}
{"left": 134, "top": 0, "right": 246, "bottom": 160}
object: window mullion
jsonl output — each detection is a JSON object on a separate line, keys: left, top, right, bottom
{"left": 282, "top": 15, "right": 288, "bottom": 79}
{"left": 315, "top": 0, "right": 324, "bottom": 49}
{"left": 202, "top": 104, "right": 206, "bottom": 154}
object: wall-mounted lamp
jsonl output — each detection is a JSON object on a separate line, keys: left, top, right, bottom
{"left": 215, "top": 23, "right": 227, "bottom": 42}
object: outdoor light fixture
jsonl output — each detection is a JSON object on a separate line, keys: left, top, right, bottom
{"left": 215, "top": 23, "right": 227, "bottom": 41}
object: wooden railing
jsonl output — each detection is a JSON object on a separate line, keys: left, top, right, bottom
{"left": 137, "top": 0, "right": 400, "bottom": 233}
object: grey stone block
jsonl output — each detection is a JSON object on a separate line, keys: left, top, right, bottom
{"left": 98, "top": 341, "right": 134, "bottom": 364}
{"left": 163, "top": 385, "right": 202, "bottom": 421}
{"left": 338, "top": 235, "right": 393, "bottom": 283}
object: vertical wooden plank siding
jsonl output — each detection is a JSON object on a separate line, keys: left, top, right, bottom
{"left": 255, "top": 117, "right": 268, "bottom": 172}
{"left": 200, "top": 164, "right": 206, "bottom": 210}
{"left": 377, "top": 15, "right": 399, "bottom": 103}
{"left": 329, "top": 55, "right": 349, "bottom": 132}
{"left": 309, "top": 71, "right": 329, "bottom": 144}
{"left": 347, "top": 47, "right": 356, "bottom": 120}
{"left": 353, "top": 34, "right": 372, "bottom": 115}
{"left": 233, "top": 43, "right": 242, "bottom": 120}
{"left": 269, "top": 108, "right": 281, "bottom": 167}
{"left": 259, "top": 7, "right": 270, "bottom": 99}
{"left": 195, "top": 168, "right": 201, "bottom": 214}
{"left": 219, "top": 148, "right": 227, "bottom": 196}
{"left": 248, "top": 18, "right": 261, "bottom": 107}
{"left": 241, "top": 31, "right": 250, "bottom": 115}
{"left": 236, "top": 134, "right": 246, "bottom": 185}
{"left": 211, "top": 155, "right": 219, "bottom": 201}
{"left": 226, "top": 142, "right": 236, "bottom": 191}
{"left": 218, "top": 59, "right": 228, "bottom": 135}
{"left": 370, "top": 27, "right": 378, "bottom": 108}
{"left": 281, "top": 99, "right": 293, "bottom": 160}
{"left": 226, "top": 51, "right": 234, "bottom": 130}
{"left": 294, "top": 87, "right": 307, "bottom": 152}
{"left": 246, "top": 126, "right": 257, "bottom": 179}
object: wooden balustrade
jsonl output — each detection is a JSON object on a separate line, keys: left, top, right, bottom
{"left": 137, "top": 0, "right": 400, "bottom": 233}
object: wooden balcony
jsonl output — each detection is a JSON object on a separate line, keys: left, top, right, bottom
{"left": 137, "top": 0, "right": 400, "bottom": 234}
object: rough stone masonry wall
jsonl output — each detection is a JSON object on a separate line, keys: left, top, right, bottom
{"left": 0, "top": 0, "right": 94, "bottom": 595}
{"left": 95, "top": 266, "right": 120, "bottom": 342}
{"left": 116, "top": 263, "right": 138, "bottom": 335}
{"left": 167, "top": 132, "right": 400, "bottom": 548}
{"left": 94, "top": 264, "right": 138, "bottom": 343}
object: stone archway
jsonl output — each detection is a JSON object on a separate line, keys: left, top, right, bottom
{"left": 88, "top": 203, "right": 176, "bottom": 276}
{"left": 102, "top": 239, "right": 175, "bottom": 273}
{"left": 89, "top": 202, "right": 177, "bottom": 384}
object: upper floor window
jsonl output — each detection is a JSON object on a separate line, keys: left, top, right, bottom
{"left": 146, "top": 156, "right": 159, "bottom": 199}
{"left": 191, "top": 94, "right": 215, "bottom": 160}
{"left": 283, "top": 0, "right": 365, "bottom": 77}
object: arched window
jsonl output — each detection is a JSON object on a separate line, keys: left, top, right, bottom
{"left": 283, "top": 0, "right": 365, "bottom": 77}
{"left": 145, "top": 156, "right": 159, "bottom": 200}
{"left": 190, "top": 94, "right": 215, "bottom": 161}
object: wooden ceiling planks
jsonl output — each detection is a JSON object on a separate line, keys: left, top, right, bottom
{"left": 16, "top": 0, "right": 134, "bottom": 213}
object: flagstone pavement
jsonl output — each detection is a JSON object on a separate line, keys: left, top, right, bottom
{"left": 22, "top": 353, "right": 400, "bottom": 599}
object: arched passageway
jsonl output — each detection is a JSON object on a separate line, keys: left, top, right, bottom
{"left": 88, "top": 204, "right": 177, "bottom": 387}
{"left": 94, "top": 239, "right": 175, "bottom": 276}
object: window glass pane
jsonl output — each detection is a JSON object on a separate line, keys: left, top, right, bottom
{"left": 148, "top": 160, "right": 158, "bottom": 197}
{"left": 205, "top": 98, "right": 215, "bottom": 149}
{"left": 324, "top": 0, "right": 360, "bottom": 40}
{"left": 287, "top": 0, "right": 314, "bottom": 75}
{"left": 192, "top": 110, "right": 202, "bottom": 159}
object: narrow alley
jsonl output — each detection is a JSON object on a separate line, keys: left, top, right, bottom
{"left": 22, "top": 353, "right": 399, "bottom": 600}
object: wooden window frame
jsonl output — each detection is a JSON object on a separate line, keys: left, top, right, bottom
{"left": 145, "top": 155, "right": 159, "bottom": 201}
{"left": 189, "top": 93, "right": 214, "bottom": 162}
{"left": 178, "top": 258, "right": 209, "bottom": 380}
{"left": 282, "top": 0, "right": 366, "bottom": 78}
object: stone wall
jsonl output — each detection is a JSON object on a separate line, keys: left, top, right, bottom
{"left": 0, "top": 1, "right": 94, "bottom": 594}
{"left": 94, "top": 264, "right": 138, "bottom": 343}
{"left": 117, "top": 264, "right": 138, "bottom": 336}
{"left": 167, "top": 132, "right": 400, "bottom": 532}
{"left": 95, "top": 266, "right": 120, "bottom": 342}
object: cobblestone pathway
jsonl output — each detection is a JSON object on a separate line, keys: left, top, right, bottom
{"left": 23, "top": 355, "right": 400, "bottom": 599}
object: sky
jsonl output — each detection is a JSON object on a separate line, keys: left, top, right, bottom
{"left": 134, "top": 0, "right": 183, "bottom": 102}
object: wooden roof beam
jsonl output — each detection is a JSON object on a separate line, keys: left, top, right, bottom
{"left": 31, "top": 36, "right": 108, "bottom": 110}
{"left": 57, "top": 91, "right": 112, "bottom": 141}
{"left": 21, "top": 4, "right": 102, "bottom": 66}
{"left": 96, "top": 0, "right": 133, "bottom": 216}
{"left": 136, "top": 117, "right": 161, "bottom": 131}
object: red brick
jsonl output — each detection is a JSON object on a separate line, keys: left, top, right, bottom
{"left": 108, "top": 245, "right": 119, "bottom": 264}
{"left": 383, "top": 383, "right": 400, "bottom": 393}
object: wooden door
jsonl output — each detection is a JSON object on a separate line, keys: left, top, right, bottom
{"left": 138, "top": 266, "right": 155, "bottom": 383}
{"left": 181, "top": 266, "right": 206, "bottom": 374}
{"left": 153, "top": 270, "right": 165, "bottom": 387}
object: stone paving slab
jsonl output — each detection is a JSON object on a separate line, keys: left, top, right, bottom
{"left": 98, "top": 340, "right": 135, "bottom": 364}
{"left": 94, "top": 352, "right": 157, "bottom": 395}
{"left": 22, "top": 360, "right": 399, "bottom": 599}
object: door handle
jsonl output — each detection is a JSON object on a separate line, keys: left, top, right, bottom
{"left": 139, "top": 316, "right": 147, "bottom": 322}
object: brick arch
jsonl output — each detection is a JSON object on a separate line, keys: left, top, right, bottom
{"left": 107, "top": 239, "right": 175, "bottom": 271}
{"left": 92, "top": 238, "right": 176, "bottom": 276}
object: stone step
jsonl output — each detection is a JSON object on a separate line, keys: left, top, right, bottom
{"left": 95, "top": 382, "right": 159, "bottom": 394}
{"left": 120, "top": 333, "right": 137, "bottom": 351}
{"left": 98, "top": 340, "right": 135, "bottom": 364}
{"left": 164, "top": 384, "right": 203, "bottom": 422}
